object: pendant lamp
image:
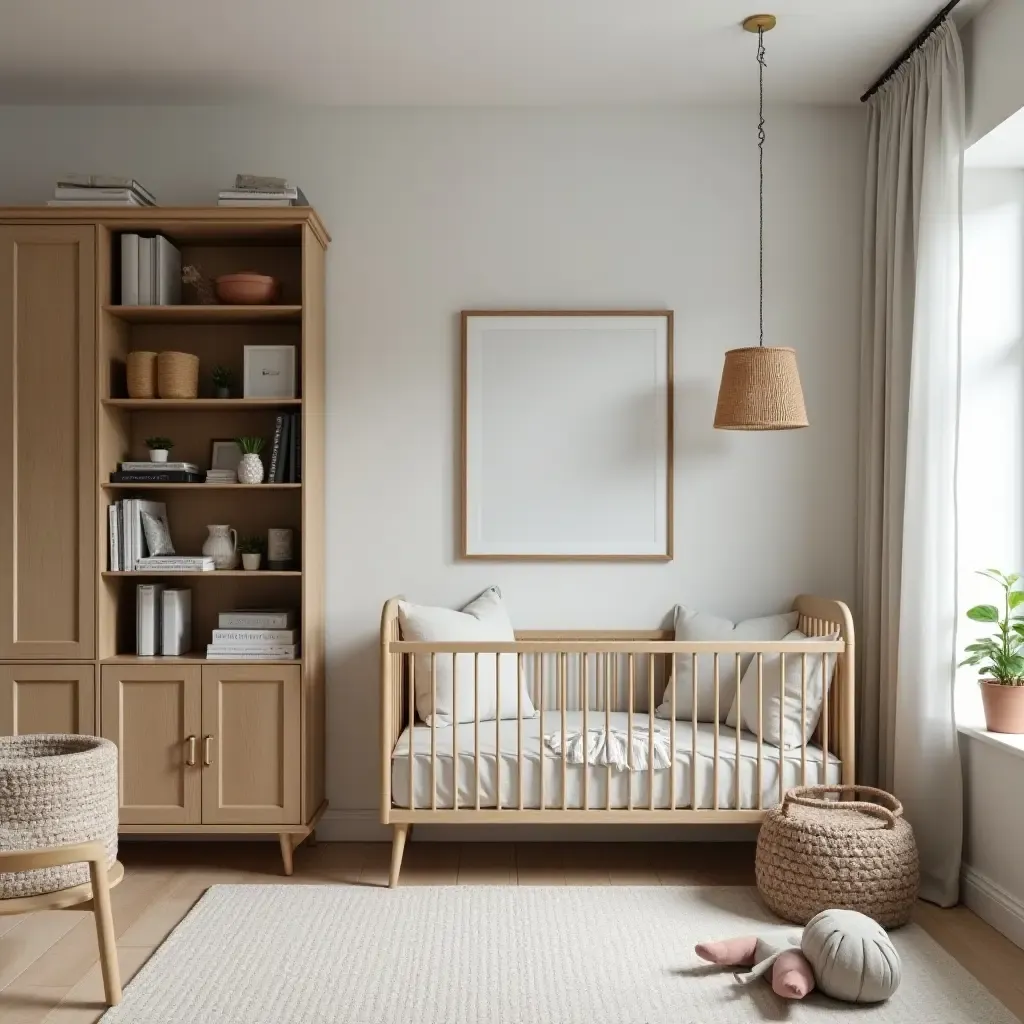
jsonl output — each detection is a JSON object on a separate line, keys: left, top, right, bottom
{"left": 714, "top": 14, "right": 808, "bottom": 431}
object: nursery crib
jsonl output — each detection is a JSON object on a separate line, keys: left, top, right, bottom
{"left": 380, "top": 595, "right": 855, "bottom": 886}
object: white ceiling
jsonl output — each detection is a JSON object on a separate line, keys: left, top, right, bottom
{"left": 0, "top": 0, "right": 991, "bottom": 107}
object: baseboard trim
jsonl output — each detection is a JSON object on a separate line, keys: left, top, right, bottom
{"left": 316, "top": 810, "right": 760, "bottom": 844}
{"left": 961, "top": 864, "right": 1024, "bottom": 951}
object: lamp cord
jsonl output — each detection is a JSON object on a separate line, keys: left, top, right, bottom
{"left": 757, "top": 26, "right": 766, "bottom": 348}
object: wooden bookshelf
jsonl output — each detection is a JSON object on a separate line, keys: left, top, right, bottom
{"left": 0, "top": 207, "right": 328, "bottom": 873}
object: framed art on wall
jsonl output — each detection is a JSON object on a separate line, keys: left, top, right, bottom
{"left": 462, "top": 310, "right": 673, "bottom": 560}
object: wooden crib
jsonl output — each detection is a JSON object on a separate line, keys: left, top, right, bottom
{"left": 380, "top": 595, "right": 855, "bottom": 886}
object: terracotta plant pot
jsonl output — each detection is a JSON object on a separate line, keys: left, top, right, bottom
{"left": 980, "top": 680, "right": 1024, "bottom": 733}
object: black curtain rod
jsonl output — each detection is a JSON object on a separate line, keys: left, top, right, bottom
{"left": 860, "top": 0, "right": 961, "bottom": 102}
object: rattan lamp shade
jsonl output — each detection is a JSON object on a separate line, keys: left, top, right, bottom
{"left": 713, "top": 346, "right": 809, "bottom": 430}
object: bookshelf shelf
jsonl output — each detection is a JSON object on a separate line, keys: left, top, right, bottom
{"left": 102, "top": 483, "right": 302, "bottom": 491}
{"left": 102, "top": 654, "right": 302, "bottom": 666}
{"left": 102, "top": 398, "right": 302, "bottom": 410}
{"left": 102, "top": 570, "right": 301, "bottom": 578}
{"left": 104, "top": 304, "right": 302, "bottom": 324}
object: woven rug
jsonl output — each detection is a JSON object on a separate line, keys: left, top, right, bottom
{"left": 101, "top": 885, "right": 1016, "bottom": 1023}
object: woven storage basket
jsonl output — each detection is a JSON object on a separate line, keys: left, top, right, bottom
{"left": 756, "top": 785, "right": 919, "bottom": 929}
{"left": 126, "top": 350, "right": 158, "bottom": 398}
{"left": 0, "top": 735, "right": 118, "bottom": 899}
{"left": 157, "top": 351, "right": 200, "bottom": 399}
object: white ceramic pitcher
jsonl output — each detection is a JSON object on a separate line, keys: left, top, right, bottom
{"left": 202, "top": 525, "right": 238, "bottom": 570}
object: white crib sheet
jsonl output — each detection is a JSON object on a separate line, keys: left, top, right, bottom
{"left": 391, "top": 711, "right": 840, "bottom": 810}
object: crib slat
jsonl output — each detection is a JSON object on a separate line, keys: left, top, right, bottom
{"left": 496, "top": 654, "right": 502, "bottom": 813}
{"left": 669, "top": 653, "right": 677, "bottom": 811}
{"left": 821, "top": 651, "right": 829, "bottom": 784}
{"left": 648, "top": 653, "right": 655, "bottom": 811}
{"left": 430, "top": 654, "right": 437, "bottom": 811}
{"left": 800, "top": 654, "right": 808, "bottom": 788}
{"left": 452, "top": 653, "right": 459, "bottom": 811}
{"left": 734, "top": 653, "right": 742, "bottom": 810}
{"left": 778, "top": 652, "right": 786, "bottom": 806}
{"left": 517, "top": 654, "right": 524, "bottom": 811}
{"left": 691, "top": 654, "right": 698, "bottom": 811}
{"left": 583, "top": 653, "right": 590, "bottom": 811}
{"left": 537, "top": 654, "right": 544, "bottom": 812}
{"left": 474, "top": 653, "right": 481, "bottom": 811}
{"left": 561, "top": 652, "right": 568, "bottom": 811}
{"left": 627, "top": 654, "right": 635, "bottom": 812}
{"left": 756, "top": 653, "right": 764, "bottom": 811}
{"left": 713, "top": 653, "right": 720, "bottom": 811}
{"left": 606, "top": 655, "right": 612, "bottom": 811}
{"left": 408, "top": 655, "right": 416, "bottom": 811}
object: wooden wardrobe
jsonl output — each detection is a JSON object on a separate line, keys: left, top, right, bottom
{"left": 0, "top": 208, "right": 328, "bottom": 873}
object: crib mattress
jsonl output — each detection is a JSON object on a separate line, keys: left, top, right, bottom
{"left": 391, "top": 711, "right": 841, "bottom": 811}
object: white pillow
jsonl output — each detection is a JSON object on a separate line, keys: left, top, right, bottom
{"left": 725, "top": 629, "right": 839, "bottom": 748}
{"left": 397, "top": 587, "right": 537, "bottom": 727}
{"left": 655, "top": 606, "right": 798, "bottom": 722}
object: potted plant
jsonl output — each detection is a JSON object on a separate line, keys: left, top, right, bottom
{"left": 238, "top": 535, "right": 265, "bottom": 571}
{"left": 234, "top": 437, "right": 265, "bottom": 484}
{"left": 145, "top": 436, "right": 174, "bottom": 463}
{"left": 961, "top": 569, "right": 1024, "bottom": 733}
{"left": 212, "top": 365, "right": 232, "bottom": 399}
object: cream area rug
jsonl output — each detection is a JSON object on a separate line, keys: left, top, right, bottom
{"left": 101, "top": 885, "right": 1016, "bottom": 1023}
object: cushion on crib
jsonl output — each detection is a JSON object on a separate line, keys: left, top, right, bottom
{"left": 655, "top": 606, "right": 798, "bottom": 723}
{"left": 397, "top": 586, "right": 537, "bottom": 727}
{"left": 726, "top": 630, "right": 838, "bottom": 748}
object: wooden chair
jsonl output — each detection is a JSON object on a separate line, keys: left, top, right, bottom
{"left": 0, "top": 841, "right": 124, "bottom": 1006}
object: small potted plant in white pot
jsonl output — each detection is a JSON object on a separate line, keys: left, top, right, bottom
{"left": 234, "top": 437, "right": 265, "bottom": 484}
{"left": 961, "top": 568, "right": 1024, "bottom": 733}
{"left": 145, "top": 436, "right": 173, "bottom": 463}
{"left": 212, "top": 365, "right": 232, "bottom": 399}
{"left": 238, "top": 535, "right": 264, "bottom": 571}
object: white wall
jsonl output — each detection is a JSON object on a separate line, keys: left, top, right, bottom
{"left": 0, "top": 105, "right": 866, "bottom": 833}
{"left": 964, "top": 0, "right": 1024, "bottom": 144}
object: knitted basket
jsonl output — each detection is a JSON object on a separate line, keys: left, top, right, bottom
{"left": 157, "top": 351, "right": 200, "bottom": 399}
{"left": 126, "top": 351, "right": 158, "bottom": 399}
{"left": 756, "top": 785, "right": 919, "bottom": 929}
{"left": 0, "top": 735, "right": 119, "bottom": 899}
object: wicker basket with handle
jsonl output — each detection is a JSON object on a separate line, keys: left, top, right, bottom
{"left": 756, "top": 785, "right": 919, "bottom": 929}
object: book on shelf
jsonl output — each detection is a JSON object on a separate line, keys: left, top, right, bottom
{"left": 161, "top": 589, "right": 192, "bottom": 656}
{"left": 235, "top": 174, "right": 291, "bottom": 191}
{"left": 111, "top": 498, "right": 168, "bottom": 571}
{"left": 289, "top": 412, "right": 299, "bottom": 483}
{"left": 108, "top": 505, "right": 120, "bottom": 572}
{"left": 155, "top": 235, "right": 182, "bottom": 304}
{"left": 53, "top": 186, "right": 151, "bottom": 203}
{"left": 217, "top": 199, "right": 294, "bottom": 207}
{"left": 273, "top": 415, "right": 291, "bottom": 483}
{"left": 120, "top": 234, "right": 139, "bottom": 305}
{"left": 58, "top": 174, "right": 157, "bottom": 205}
{"left": 136, "top": 584, "right": 164, "bottom": 656}
{"left": 211, "top": 628, "right": 298, "bottom": 644}
{"left": 138, "top": 238, "right": 154, "bottom": 304}
{"left": 120, "top": 461, "right": 200, "bottom": 472}
{"left": 267, "top": 414, "right": 285, "bottom": 481}
{"left": 120, "top": 234, "right": 181, "bottom": 305}
{"left": 218, "top": 609, "right": 296, "bottom": 629}
{"left": 206, "top": 644, "right": 298, "bottom": 659}
{"left": 111, "top": 471, "right": 204, "bottom": 484}
{"left": 135, "top": 557, "right": 215, "bottom": 571}
{"left": 48, "top": 195, "right": 146, "bottom": 207}
{"left": 205, "top": 470, "right": 237, "bottom": 484}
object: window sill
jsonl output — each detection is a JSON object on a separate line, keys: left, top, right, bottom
{"left": 958, "top": 724, "right": 1024, "bottom": 762}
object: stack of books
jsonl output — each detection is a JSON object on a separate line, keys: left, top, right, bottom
{"left": 267, "top": 413, "right": 301, "bottom": 483}
{"left": 109, "top": 498, "right": 168, "bottom": 571}
{"left": 207, "top": 609, "right": 298, "bottom": 660}
{"left": 137, "top": 556, "right": 215, "bottom": 572}
{"left": 120, "top": 234, "right": 181, "bottom": 306}
{"left": 206, "top": 469, "right": 238, "bottom": 485}
{"left": 218, "top": 174, "right": 307, "bottom": 207}
{"left": 136, "top": 585, "right": 192, "bottom": 656}
{"left": 49, "top": 174, "right": 156, "bottom": 207}
{"left": 111, "top": 460, "right": 202, "bottom": 484}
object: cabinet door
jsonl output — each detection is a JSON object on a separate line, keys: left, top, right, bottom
{"left": 201, "top": 665, "right": 300, "bottom": 825}
{"left": 0, "top": 664, "right": 95, "bottom": 735}
{"left": 0, "top": 226, "right": 96, "bottom": 660}
{"left": 101, "top": 665, "right": 201, "bottom": 825}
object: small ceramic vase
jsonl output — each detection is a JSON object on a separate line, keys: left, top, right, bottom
{"left": 242, "top": 553, "right": 262, "bottom": 571}
{"left": 149, "top": 449, "right": 169, "bottom": 463}
{"left": 202, "top": 525, "right": 238, "bottom": 570}
{"left": 237, "top": 453, "right": 264, "bottom": 484}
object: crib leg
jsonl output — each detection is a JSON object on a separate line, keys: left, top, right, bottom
{"left": 389, "top": 824, "right": 411, "bottom": 888}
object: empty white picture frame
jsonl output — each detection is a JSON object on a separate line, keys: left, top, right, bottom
{"left": 462, "top": 310, "right": 673, "bottom": 560}
{"left": 243, "top": 345, "right": 297, "bottom": 398}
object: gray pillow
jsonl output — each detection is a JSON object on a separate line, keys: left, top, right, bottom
{"left": 802, "top": 909, "right": 901, "bottom": 1003}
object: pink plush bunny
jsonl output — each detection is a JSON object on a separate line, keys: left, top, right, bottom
{"left": 696, "top": 935, "right": 816, "bottom": 999}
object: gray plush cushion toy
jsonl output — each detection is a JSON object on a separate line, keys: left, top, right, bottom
{"left": 802, "top": 908, "right": 901, "bottom": 1003}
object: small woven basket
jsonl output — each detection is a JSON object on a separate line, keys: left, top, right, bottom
{"left": 157, "top": 351, "right": 200, "bottom": 399}
{"left": 0, "top": 735, "right": 118, "bottom": 899}
{"left": 126, "top": 350, "right": 158, "bottom": 398}
{"left": 756, "top": 785, "right": 919, "bottom": 929}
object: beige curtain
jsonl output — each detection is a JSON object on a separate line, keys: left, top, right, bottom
{"left": 857, "top": 20, "right": 965, "bottom": 907}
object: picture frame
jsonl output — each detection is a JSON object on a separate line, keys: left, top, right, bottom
{"left": 243, "top": 345, "right": 297, "bottom": 399}
{"left": 209, "top": 439, "right": 242, "bottom": 472}
{"left": 462, "top": 310, "right": 673, "bottom": 560}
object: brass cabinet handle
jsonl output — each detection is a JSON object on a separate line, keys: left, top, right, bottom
{"left": 185, "top": 735, "right": 197, "bottom": 767}
{"left": 203, "top": 735, "right": 213, "bottom": 766}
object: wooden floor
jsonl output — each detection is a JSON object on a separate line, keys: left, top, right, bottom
{"left": 0, "top": 840, "right": 1021, "bottom": 1022}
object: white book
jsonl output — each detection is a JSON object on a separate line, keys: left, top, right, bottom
{"left": 235, "top": 174, "right": 291, "bottom": 191}
{"left": 136, "top": 584, "right": 164, "bottom": 656}
{"left": 58, "top": 175, "right": 156, "bottom": 204}
{"left": 211, "top": 629, "right": 297, "bottom": 644}
{"left": 121, "top": 461, "right": 199, "bottom": 472}
{"left": 121, "top": 499, "right": 134, "bottom": 571}
{"left": 218, "top": 609, "right": 295, "bottom": 629}
{"left": 219, "top": 187, "right": 297, "bottom": 199}
{"left": 108, "top": 504, "right": 120, "bottom": 572}
{"left": 120, "top": 234, "right": 139, "bottom": 305}
{"left": 155, "top": 236, "right": 182, "bottom": 305}
{"left": 138, "top": 237, "right": 154, "bottom": 304}
{"left": 161, "top": 589, "right": 192, "bottom": 656}
{"left": 217, "top": 199, "right": 294, "bottom": 207}
{"left": 55, "top": 187, "right": 142, "bottom": 200}
{"left": 206, "top": 645, "right": 297, "bottom": 657}
{"left": 47, "top": 197, "right": 144, "bottom": 206}
{"left": 205, "top": 651, "right": 298, "bottom": 660}
{"left": 137, "top": 557, "right": 213, "bottom": 568}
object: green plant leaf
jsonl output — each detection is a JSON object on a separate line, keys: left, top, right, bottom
{"left": 967, "top": 605, "right": 1001, "bottom": 622}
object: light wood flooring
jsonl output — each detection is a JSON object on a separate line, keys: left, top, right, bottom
{"left": 0, "top": 840, "right": 1021, "bottom": 1022}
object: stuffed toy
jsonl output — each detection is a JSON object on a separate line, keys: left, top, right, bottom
{"left": 696, "top": 908, "right": 902, "bottom": 1004}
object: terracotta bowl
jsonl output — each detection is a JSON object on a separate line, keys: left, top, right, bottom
{"left": 214, "top": 273, "right": 279, "bottom": 305}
